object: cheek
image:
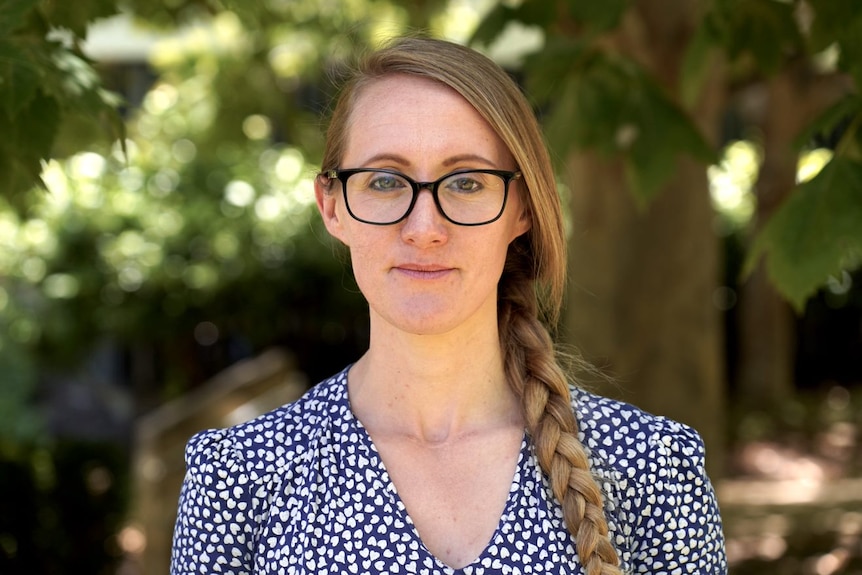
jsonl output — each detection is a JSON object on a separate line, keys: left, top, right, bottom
{"left": 344, "top": 234, "right": 385, "bottom": 282}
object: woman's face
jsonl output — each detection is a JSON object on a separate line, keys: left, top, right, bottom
{"left": 315, "top": 74, "right": 531, "bottom": 337}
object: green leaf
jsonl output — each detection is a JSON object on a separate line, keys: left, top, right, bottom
{"left": 35, "top": 47, "right": 125, "bottom": 140}
{"left": 0, "top": 0, "right": 38, "bottom": 35}
{"left": 47, "top": 49, "right": 121, "bottom": 110}
{"left": 470, "top": 2, "right": 556, "bottom": 46}
{"left": 471, "top": 5, "right": 517, "bottom": 47}
{"left": 529, "top": 44, "right": 716, "bottom": 203}
{"left": 710, "top": 0, "right": 803, "bottom": 74}
{"left": 808, "top": 0, "right": 862, "bottom": 85}
{"left": 523, "top": 37, "right": 591, "bottom": 100}
{"left": 564, "top": 0, "right": 629, "bottom": 33}
{"left": 680, "top": 16, "right": 721, "bottom": 108}
{"left": 625, "top": 77, "right": 716, "bottom": 203}
{"left": 38, "top": 0, "right": 119, "bottom": 38}
{"left": 793, "top": 93, "right": 862, "bottom": 150}
{"left": 0, "top": 39, "right": 42, "bottom": 118}
{"left": 744, "top": 157, "right": 862, "bottom": 311}
{"left": 808, "top": 0, "right": 862, "bottom": 53}
{"left": 527, "top": 43, "right": 632, "bottom": 158}
{"left": 0, "top": 88, "right": 60, "bottom": 201}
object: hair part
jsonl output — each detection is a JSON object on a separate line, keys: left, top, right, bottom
{"left": 319, "top": 36, "right": 622, "bottom": 574}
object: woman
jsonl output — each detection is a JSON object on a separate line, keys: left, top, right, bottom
{"left": 171, "top": 37, "right": 727, "bottom": 575}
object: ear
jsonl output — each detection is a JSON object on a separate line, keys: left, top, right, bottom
{"left": 509, "top": 202, "right": 532, "bottom": 242}
{"left": 517, "top": 206, "right": 532, "bottom": 235}
{"left": 315, "top": 175, "right": 349, "bottom": 245}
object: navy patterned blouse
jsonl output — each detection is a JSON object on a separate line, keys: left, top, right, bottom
{"left": 171, "top": 367, "right": 727, "bottom": 574}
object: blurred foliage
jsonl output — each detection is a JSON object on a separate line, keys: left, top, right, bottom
{"left": 472, "top": 0, "right": 862, "bottom": 311}
{"left": 0, "top": 0, "right": 858, "bottom": 425}
{"left": 0, "top": 1, "right": 860, "bottom": 572}
{"left": 0, "top": 2, "right": 441, "bottom": 568}
{"left": 0, "top": 440, "right": 129, "bottom": 575}
{"left": 524, "top": 36, "right": 717, "bottom": 204}
{"left": 0, "top": 0, "right": 531, "bottom": 481}
{"left": 745, "top": 156, "right": 862, "bottom": 310}
{"left": 730, "top": 383, "right": 861, "bottom": 462}
{"left": 0, "top": 7, "right": 400, "bottom": 432}
{"left": 0, "top": 0, "right": 124, "bottom": 204}
{"left": 1, "top": 1, "right": 857, "bottom": 395}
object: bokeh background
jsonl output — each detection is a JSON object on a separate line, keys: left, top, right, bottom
{"left": 1, "top": 1, "right": 861, "bottom": 574}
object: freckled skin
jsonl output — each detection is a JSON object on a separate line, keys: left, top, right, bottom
{"left": 314, "top": 74, "right": 532, "bottom": 569}
{"left": 315, "top": 74, "right": 530, "bottom": 339}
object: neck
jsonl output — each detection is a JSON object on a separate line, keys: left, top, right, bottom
{"left": 348, "top": 312, "right": 522, "bottom": 444}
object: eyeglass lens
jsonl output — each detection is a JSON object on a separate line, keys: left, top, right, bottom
{"left": 343, "top": 170, "right": 510, "bottom": 225}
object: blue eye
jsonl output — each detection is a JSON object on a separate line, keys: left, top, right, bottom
{"left": 367, "top": 173, "right": 408, "bottom": 192}
{"left": 443, "top": 173, "right": 486, "bottom": 194}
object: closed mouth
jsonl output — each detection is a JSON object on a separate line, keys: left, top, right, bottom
{"left": 394, "top": 264, "right": 453, "bottom": 278}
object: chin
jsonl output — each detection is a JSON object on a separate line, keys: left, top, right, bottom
{"left": 392, "top": 315, "right": 458, "bottom": 337}
{"left": 372, "top": 304, "right": 462, "bottom": 336}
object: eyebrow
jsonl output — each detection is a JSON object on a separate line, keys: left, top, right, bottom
{"left": 442, "top": 154, "right": 497, "bottom": 167}
{"left": 353, "top": 153, "right": 498, "bottom": 169}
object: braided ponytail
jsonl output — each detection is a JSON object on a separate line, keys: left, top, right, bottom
{"left": 498, "top": 240, "right": 622, "bottom": 575}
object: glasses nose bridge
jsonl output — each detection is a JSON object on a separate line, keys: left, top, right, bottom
{"left": 414, "top": 179, "right": 437, "bottom": 194}
{"left": 405, "top": 178, "right": 445, "bottom": 221}
{"left": 410, "top": 178, "right": 441, "bottom": 205}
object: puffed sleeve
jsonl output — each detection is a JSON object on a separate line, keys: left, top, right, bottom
{"left": 170, "top": 429, "right": 266, "bottom": 575}
{"left": 630, "top": 422, "right": 728, "bottom": 574}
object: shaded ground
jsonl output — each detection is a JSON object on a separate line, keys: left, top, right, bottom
{"left": 720, "top": 478, "right": 862, "bottom": 574}
{"left": 721, "top": 384, "right": 862, "bottom": 574}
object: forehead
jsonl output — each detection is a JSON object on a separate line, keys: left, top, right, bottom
{"left": 342, "top": 74, "right": 511, "bottom": 168}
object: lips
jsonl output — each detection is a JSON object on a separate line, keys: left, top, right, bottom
{"left": 393, "top": 263, "right": 454, "bottom": 279}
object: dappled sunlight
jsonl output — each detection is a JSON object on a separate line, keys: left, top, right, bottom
{"left": 224, "top": 179, "right": 256, "bottom": 207}
{"left": 433, "top": 0, "right": 494, "bottom": 42}
{"left": 171, "top": 138, "right": 198, "bottom": 163}
{"left": 20, "top": 258, "right": 46, "bottom": 286}
{"left": 708, "top": 140, "right": 760, "bottom": 229}
{"left": 481, "top": 19, "right": 545, "bottom": 67}
{"left": 723, "top": 508, "right": 862, "bottom": 573}
{"left": 118, "top": 524, "right": 147, "bottom": 556}
{"left": 42, "top": 274, "right": 81, "bottom": 300}
{"left": 20, "top": 220, "right": 55, "bottom": 257}
{"left": 741, "top": 443, "right": 825, "bottom": 482}
{"left": 722, "top": 384, "right": 862, "bottom": 572}
{"left": 149, "top": 11, "right": 249, "bottom": 69}
{"left": 798, "top": 148, "right": 834, "bottom": 183}
{"left": 143, "top": 83, "right": 178, "bottom": 115}
{"left": 242, "top": 114, "right": 272, "bottom": 140}
{"left": 269, "top": 33, "right": 320, "bottom": 78}
{"left": 366, "top": 12, "right": 412, "bottom": 46}
{"left": 707, "top": 142, "right": 841, "bottom": 238}
{"left": 5, "top": 75, "right": 321, "bottom": 307}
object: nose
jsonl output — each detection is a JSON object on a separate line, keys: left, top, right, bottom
{"left": 401, "top": 187, "right": 448, "bottom": 246}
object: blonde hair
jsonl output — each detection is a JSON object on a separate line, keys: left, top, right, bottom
{"left": 320, "top": 36, "right": 621, "bottom": 575}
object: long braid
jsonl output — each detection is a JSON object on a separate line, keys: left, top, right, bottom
{"left": 319, "top": 35, "right": 624, "bottom": 574}
{"left": 499, "top": 243, "right": 622, "bottom": 575}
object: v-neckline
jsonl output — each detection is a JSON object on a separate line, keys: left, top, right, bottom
{"left": 337, "top": 372, "right": 530, "bottom": 573}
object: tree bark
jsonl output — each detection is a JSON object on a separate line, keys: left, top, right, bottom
{"left": 737, "top": 66, "right": 853, "bottom": 408}
{"left": 737, "top": 73, "right": 799, "bottom": 408}
{"left": 562, "top": 0, "right": 727, "bottom": 477}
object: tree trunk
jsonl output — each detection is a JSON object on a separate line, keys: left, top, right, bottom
{"left": 562, "top": 0, "right": 727, "bottom": 478}
{"left": 736, "top": 66, "right": 852, "bottom": 408}
{"left": 737, "top": 73, "right": 799, "bottom": 408}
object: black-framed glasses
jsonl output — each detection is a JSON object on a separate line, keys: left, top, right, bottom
{"left": 324, "top": 168, "right": 522, "bottom": 226}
